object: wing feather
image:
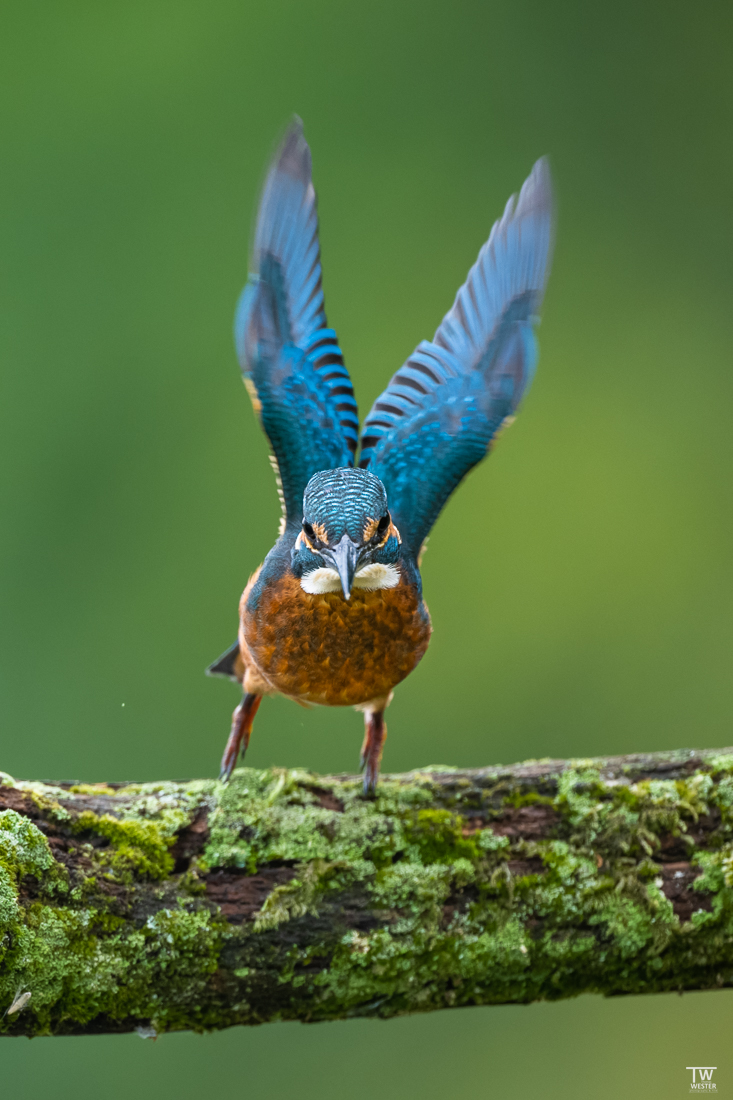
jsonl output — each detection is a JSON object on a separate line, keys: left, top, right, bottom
{"left": 235, "top": 119, "right": 359, "bottom": 523}
{"left": 359, "top": 158, "right": 554, "bottom": 553}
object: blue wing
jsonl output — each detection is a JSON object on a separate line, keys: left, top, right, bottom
{"left": 359, "top": 158, "right": 554, "bottom": 555}
{"left": 235, "top": 119, "right": 359, "bottom": 524}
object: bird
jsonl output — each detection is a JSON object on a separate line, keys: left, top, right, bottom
{"left": 208, "top": 118, "right": 554, "bottom": 793}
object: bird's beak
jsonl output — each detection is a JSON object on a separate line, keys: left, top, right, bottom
{"left": 322, "top": 534, "right": 360, "bottom": 600}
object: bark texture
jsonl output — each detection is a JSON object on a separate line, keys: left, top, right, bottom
{"left": 1, "top": 747, "right": 733, "bottom": 1036}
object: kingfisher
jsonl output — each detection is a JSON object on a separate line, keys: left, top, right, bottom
{"left": 208, "top": 119, "right": 554, "bottom": 793}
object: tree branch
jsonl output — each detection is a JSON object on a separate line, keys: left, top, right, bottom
{"left": 1, "top": 746, "right": 733, "bottom": 1036}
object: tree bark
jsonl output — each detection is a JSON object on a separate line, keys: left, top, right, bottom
{"left": 1, "top": 747, "right": 733, "bottom": 1036}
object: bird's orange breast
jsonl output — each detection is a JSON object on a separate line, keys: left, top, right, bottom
{"left": 240, "top": 570, "right": 431, "bottom": 707}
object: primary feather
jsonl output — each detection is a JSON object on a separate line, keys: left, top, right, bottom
{"left": 235, "top": 119, "right": 359, "bottom": 524}
{"left": 359, "top": 157, "right": 554, "bottom": 554}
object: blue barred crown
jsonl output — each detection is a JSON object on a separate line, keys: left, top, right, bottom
{"left": 303, "top": 468, "right": 388, "bottom": 545}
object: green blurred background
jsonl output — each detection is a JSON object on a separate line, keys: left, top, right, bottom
{"left": 1, "top": 0, "right": 732, "bottom": 1094}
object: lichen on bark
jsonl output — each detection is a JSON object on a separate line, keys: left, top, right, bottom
{"left": 1, "top": 748, "right": 733, "bottom": 1036}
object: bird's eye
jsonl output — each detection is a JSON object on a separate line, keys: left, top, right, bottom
{"left": 302, "top": 522, "right": 315, "bottom": 541}
{"left": 376, "top": 513, "right": 391, "bottom": 537}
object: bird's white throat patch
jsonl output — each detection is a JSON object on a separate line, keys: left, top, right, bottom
{"left": 300, "top": 562, "right": 400, "bottom": 595}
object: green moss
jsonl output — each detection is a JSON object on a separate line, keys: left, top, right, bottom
{"left": 254, "top": 859, "right": 347, "bottom": 931}
{"left": 0, "top": 810, "right": 57, "bottom": 878}
{"left": 0, "top": 810, "right": 60, "bottom": 929}
{"left": 214, "top": 756, "right": 733, "bottom": 1019}
{"left": 0, "top": 784, "right": 233, "bottom": 1034}
{"left": 0, "top": 901, "right": 226, "bottom": 1034}
{"left": 204, "top": 768, "right": 399, "bottom": 872}
{"left": 401, "top": 809, "right": 481, "bottom": 864}
{"left": 478, "top": 830, "right": 510, "bottom": 853}
{"left": 68, "top": 784, "right": 119, "bottom": 795}
{"left": 502, "top": 790, "right": 555, "bottom": 810}
{"left": 3, "top": 752, "right": 733, "bottom": 1034}
{"left": 306, "top": 916, "right": 530, "bottom": 1015}
{"left": 73, "top": 811, "right": 175, "bottom": 880}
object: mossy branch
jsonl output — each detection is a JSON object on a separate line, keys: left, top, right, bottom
{"left": 2, "top": 747, "right": 733, "bottom": 1037}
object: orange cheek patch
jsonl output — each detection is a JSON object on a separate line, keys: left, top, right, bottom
{"left": 312, "top": 522, "right": 329, "bottom": 544}
{"left": 297, "top": 530, "right": 320, "bottom": 554}
{"left": 362, "top": 516, "right": 379, "bottom": 542}
{"left": 366, "top": 518, "right": 402, "bottom": 549}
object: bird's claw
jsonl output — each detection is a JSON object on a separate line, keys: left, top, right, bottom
{"left": 219, "top": 725, "right": 244, "bottom": 783}
{"left": 219, "top": 693, "right": 261, "bottom": 784}
{"left": 361, "top": 766, "right": 378, "bottom": 798}
{"left": 359, "top": 707, "right": 386, "bottom": 797}
{"left": 218, "top": 751, "right": 238, "bottom": 784}
{"left": 360, "top": 747, "right": 378, "bottom": 795}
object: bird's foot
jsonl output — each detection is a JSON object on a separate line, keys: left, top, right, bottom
{"left": 219, "top": 734, "right": 241, "bottom": 783}
{"left": 361, "top": 756, "right": 380, "bottom": 797}
{"left": 219, "top": 693, "right": 261, "bottom": 782}
{"left": 359, "top": 708, "right": 387, "bottom": 797}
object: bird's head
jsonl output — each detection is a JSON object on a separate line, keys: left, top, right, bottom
{"left": 292, "top": 468, "right": 402, "bottom": 599}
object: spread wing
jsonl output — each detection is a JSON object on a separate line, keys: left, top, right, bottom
{"left": 235, "top": 118, "right": 359, "bottom": 525}
{"left": 359, "top": 158, "right": 554, "bottom": 556}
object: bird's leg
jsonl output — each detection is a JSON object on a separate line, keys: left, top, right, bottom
{"left": 219, "top": 692, "right": 261, "bottom": 782}
{"left": 360, "top": 706, "right": 387, "bottom": 796}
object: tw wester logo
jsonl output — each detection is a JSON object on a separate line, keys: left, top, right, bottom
{"left": 687, "top": 1067, "right": 717, "bottom": 1091}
